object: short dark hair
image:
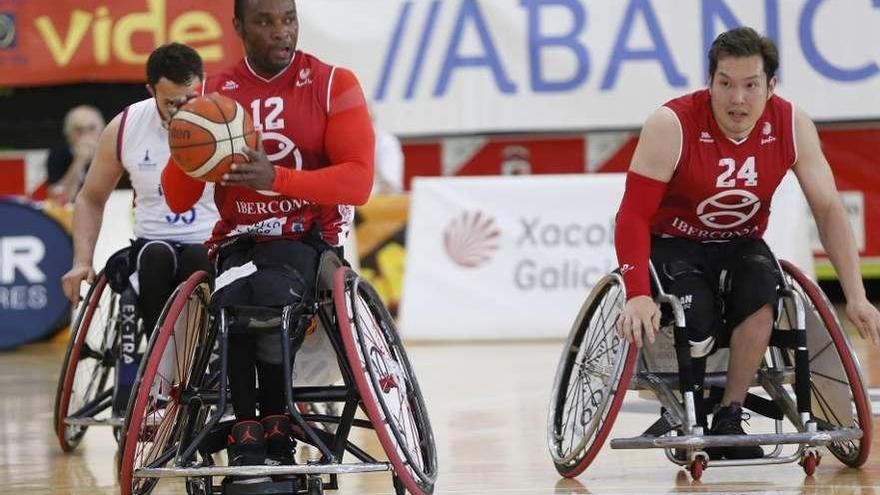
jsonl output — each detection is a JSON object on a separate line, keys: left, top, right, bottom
{"left": 235, "top": 0, "right": 296, "bottom": 22}
{"left": 708, "top": 27, "right": 779, "bottom": 82}
{"left": 146, "top": 42, "right": 203, "bottom": 87}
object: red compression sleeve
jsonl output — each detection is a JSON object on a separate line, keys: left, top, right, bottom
{"left": 161, "top": 158, "right": 206, "bottom": 214}
{"left": 614, "top": 171, "right": 668, "bottom": 300}
{"left": 270, "top": 68, "right": 375, "bottom": 205}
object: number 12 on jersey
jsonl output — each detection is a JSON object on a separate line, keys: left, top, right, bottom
{"left": 250, "top": 97, "right": 285, "bottom": 131}
{"left": 716, "top": 156, "right": 758, "bottom": 188}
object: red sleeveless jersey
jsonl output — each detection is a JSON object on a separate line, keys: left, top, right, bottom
{"left": 204, "top": 51, "right": 352, "bottom": 248}
{"left": 652, "top": 89, "right": 797, "bottom": 241}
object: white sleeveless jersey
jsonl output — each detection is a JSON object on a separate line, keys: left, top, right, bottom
{"left": 118, "top": 98, "right": 218, "bottom": 244}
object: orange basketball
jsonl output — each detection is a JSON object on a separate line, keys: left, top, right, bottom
{"left": 168, "top": 93, "right": 258, "bottom": 182}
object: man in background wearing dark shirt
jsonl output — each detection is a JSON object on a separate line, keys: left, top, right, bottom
{"left": 46, "top": 105, "right": 105, "bottom": 203}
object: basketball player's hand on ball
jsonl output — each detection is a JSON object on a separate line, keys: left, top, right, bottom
{"left": 616, "top": 295, "right": 660, "bottom": 348}
{"left": 846, "top": 297, "right": 880, "bottom": 346}
{"left": 223, "top": 136, "right": 276, "bottom": 190}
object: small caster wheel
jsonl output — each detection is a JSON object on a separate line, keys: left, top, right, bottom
{"left": 185, "top": 477, "right": 210, "bottom": 495}
{"left": 393, "top": 474, "right": 406, "bottom": 495}
{"left": 688, "top": 457, "right": 706, "bottom": 481}
{"left": 801, "top": 452, "right": 818, "bottom": 476}
{"left": 307, "top": 475, "right": 323, "bottom": 495}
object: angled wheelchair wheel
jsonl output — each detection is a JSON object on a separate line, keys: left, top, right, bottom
{"left": 335, "top": 267, "right": 438, "bottom": 495}
{"left": 118, "top": 271, "right": 212, "bottom": 495}
{"left": 548, "top": 273, "right": 636, "bottom": 478}
{"left": 780, "top": 260, "right": 872, "bottom": 467}
{"left": 54, "top": 271, "right": 118, "bottom": 452}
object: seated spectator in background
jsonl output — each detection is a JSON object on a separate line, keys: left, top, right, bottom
{"left": 46, "top": 105, "right": 105, "bottom": 203}
{"left": 372, "top": 114, "right": 404, "bottom": 195}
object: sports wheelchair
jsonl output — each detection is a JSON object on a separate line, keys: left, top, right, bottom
{"left": 55, "top": 248, "right": 150, "bottom": 452}
{"left": 547, "top": 259, "right": 871, "bottom": 481}
{"left": 116, "top": 252, "right": 437, "bottom": 495}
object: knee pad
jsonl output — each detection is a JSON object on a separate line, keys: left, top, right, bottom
{"left": 660, "top": 261, "right": 717, "bottom": 358}
{"left": 137, "top": 240, "right": 178, "bottom": 274}
{"left": 723, "top": 253, "right": 780, "bottom": 330}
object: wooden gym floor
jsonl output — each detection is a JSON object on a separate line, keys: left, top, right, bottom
{"left": 1, "top": 335, "right": 879, "bottom": 494}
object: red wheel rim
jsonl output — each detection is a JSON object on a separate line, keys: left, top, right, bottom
{"left": 781, "top": 260, "right": 872, "bottom": 467}
{"left": 558, "top": 344, "right": 637, "bottom": 478}
{"left": 54, "top": 273, "right": 111, "bottom": 452}
{"left": 335, "top": 267, "right": 435, "bottom": 495}
{"left": 118, "top": 271, "right": 209, "bottom": 495}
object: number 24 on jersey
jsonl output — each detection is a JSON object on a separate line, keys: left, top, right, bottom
{"left": 716, "top": 156, "right": 757, "bottom": 188}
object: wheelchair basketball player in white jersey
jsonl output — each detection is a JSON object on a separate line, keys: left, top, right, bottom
{"left": 61, "top": 43, "right": 218, "bottom": 417}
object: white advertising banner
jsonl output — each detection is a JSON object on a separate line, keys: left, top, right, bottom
{"left": 298, "top": 0, "right": 880, "bottom": 136}
{"left": 400, "top": 173, "right": 811, "bottom": 340}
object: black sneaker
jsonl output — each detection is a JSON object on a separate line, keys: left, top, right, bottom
{"left": 261, "top": 415, "right": 296, "bottom": 466}
{"left": 227, "top": 420, "right": 270, "bottom": 484}
{"left": 706, "top": 402, "right": 763, "bottom": 460}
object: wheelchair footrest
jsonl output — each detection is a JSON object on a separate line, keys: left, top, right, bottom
{"left": 610, "top": 428, "right": 862, "bottom": 450}
{"left": 134, "top": 462, "right": 391, "bottom": 479}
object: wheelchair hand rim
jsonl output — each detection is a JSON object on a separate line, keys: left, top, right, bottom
{"left": 335, "top": 267, "right": 438, "bottom": 494}
{"left": 54, "top": 271, "right": 115, "bottom": 452}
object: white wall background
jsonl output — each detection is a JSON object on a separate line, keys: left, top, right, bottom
{"left": 298, "top": 0, "right": 880, "bottom": 136}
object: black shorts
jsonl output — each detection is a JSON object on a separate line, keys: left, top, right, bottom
{"left": 212, "top": 238, "right": 322, "bottom": 310}
{"left": 650, "top": 236, "right": 781, "bottom": 358}
{"left": 103, "top": 238, "right": 212, "bottom": 293}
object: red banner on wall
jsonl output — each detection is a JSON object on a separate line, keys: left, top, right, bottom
{"left": 0, "top": 0, "right": 243, "bottom": 86}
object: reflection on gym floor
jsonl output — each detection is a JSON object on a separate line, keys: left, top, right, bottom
{"left": 1, "top": 336, "right": 879, "bottom": 494}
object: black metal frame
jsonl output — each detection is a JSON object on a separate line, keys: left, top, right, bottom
{"left": 138, "top": 284, "right": 384, "bottom": 494}
{"left": 663, "top": 282, "right": 813, "bottom": 436}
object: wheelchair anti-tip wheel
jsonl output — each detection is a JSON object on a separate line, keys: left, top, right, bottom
{"left": 335, "top": 267, "right": 438, "bottom": 495}
{"left": 548, "top": 272, "right": 637, "bottom": 478}
{"left": 118, "top": 271, "right": 212, "bottom": 495}
{"left": 54, "top": 270, "right": 118, "bottom": 452}
{"left": 780, "top": 260, "right": 872, "bottom": 467}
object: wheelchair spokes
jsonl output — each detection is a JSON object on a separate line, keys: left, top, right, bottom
{"left": 562, "top": 299, "right": 622, "bottom": 454}
{"left": 336, "top": 267, "right": 438, "bottom": 495}
{"left": 549, "top": 273, "right": 636, "bottom": 477}
{"left": 118, "top": 264, "right": 436, "bottom": 495}
{"left": 780, "top": 260, "right": 872, "bottom": 467}
{"left": 549, "top": 260, "right": 871, "bottom": 480}
{"left": 55, "top": 271, "right": 119, "bottom": 452}
{"left": 358, "top": 308, "right": 423, "bottom": 471}
{"left": 119, "top": 271, "right": 211, "bottom": 495}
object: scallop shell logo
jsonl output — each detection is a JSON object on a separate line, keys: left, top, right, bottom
{"left": 443, "top": 211, "right": 501, "bottom": 268}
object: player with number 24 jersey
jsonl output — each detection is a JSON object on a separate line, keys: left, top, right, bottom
{"left": 651, "top": 88, "right": 796, "bottom": 241}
